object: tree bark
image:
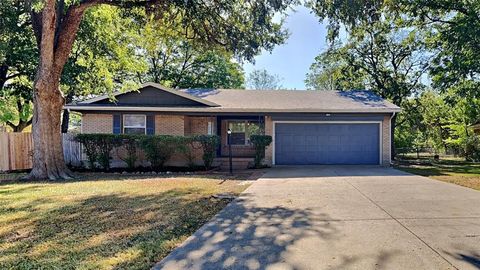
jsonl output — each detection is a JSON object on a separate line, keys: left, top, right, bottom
{"left": 28, "top": 77, "right": 74, "bottom": 180}
{"left": 26, "top": 0, "right": 88, "bottom": 180}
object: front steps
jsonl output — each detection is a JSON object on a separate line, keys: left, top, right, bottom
{"left": 214, "top": 157, "right": 254, "bottom": 170}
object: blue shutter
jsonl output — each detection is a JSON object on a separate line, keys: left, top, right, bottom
{"left": 146, "top": 115, "right": 155, "bottom": 135}
{"left": 113, "top": 114, "right": 121, "bottom": 134}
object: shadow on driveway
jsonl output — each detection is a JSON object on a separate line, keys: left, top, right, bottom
{"left": 154, "top": 195, "right": 341, "bottom": 270}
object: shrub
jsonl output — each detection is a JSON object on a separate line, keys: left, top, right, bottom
{"left": 176, "top": 136, "right": 197, "bottom": 169}
{"left": 75, "top": 134, "right": 98, "bottom": 169}
{"left": 117, "top": 134, "right": 140, "bottom": 170}
{"left": 75, "top": 134, "right": 122, "bottom": 170}
{"left": 138, "top": 135, "right": 182, "bottom": 169}
{"left": 194, "top": 135, "right": 220, "bottom": 170}
{"left": 250, "top": 135, "right": 272, "bottom": 168}
{"left": 465, "top": 135, "right": 480, "bottom": 162}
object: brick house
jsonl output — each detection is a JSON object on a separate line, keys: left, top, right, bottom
{"left": 66, "top": 83, "right": 400, "bottom": 168}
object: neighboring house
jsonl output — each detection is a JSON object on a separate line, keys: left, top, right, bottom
{"left": 65, "top": 82, "right": 400, "bottom": 168}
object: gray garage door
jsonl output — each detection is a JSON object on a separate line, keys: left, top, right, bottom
{"left": 275, "top": 123, "right": 380, "bottom": 165}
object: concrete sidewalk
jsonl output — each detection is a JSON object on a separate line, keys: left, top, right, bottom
{"left": 154, "top": 166, "right": 480, "bottom": 270}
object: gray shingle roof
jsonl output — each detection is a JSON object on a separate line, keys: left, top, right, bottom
{"left": 181, "top": 89, "right": 400, "bottom": 113}
{"left": 66, "top": 83, "right": 400, "bottom": 113}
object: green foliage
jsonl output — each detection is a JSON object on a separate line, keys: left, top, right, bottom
{"left": 138, "top": 21, "right": 245, "bottom": 89}
{"left": 194, "top": 135, "right": 220, "bottom": 170}
{"left": 137, "top": 135, "right": 182, "bottom": 169}
{"left": 75, "top": 134, "right": 122, "bottom": 170}
{"left": 117, "top": 134, "right": 141, "bottom": 170}
{"left": 250, "top": 135, "right": 272, "bottom": 168}
{"left": 0, "top": 1, "right": 36, "bottom": 131}
{"left": 246, "top": 69, "right": 283, "bottom": 90}
{"left": 62, "top": 6, "right": 146, "bottom": 100}
{"left": 75, "top": 134, "right": 221, "bottom": 170}
{"left": 174, "top": 136, "right": 197, "bottom": 169}
{"left": 465, "top": 136, "right": 480, "bottom": 162}
{"left": 305, "top": 47, "right": 366, "bottom": 91}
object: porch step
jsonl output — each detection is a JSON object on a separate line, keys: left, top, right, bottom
{"left": 215, "top": 157, "right": 254, "bottom": 170}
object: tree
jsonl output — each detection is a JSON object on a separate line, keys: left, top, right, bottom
{"left": 246, "top": 69, "right": 283, "bottom": 90}
{"left": 305, "top": 47, "right": 365, "bottom": 91}
{"left": 137, "top": 20, "right": 244, "bottom": 89}
{"left": 25, "top": 0, "right": 292, "bottom": 180}
{"left": 306, "top": 13, "right": 429, "bottom": 158}
{"left": 60, "top": 6, "right": 146, "bottom": 132}
{"left": 0, "top": 1, "right": 37, "bottom": 131}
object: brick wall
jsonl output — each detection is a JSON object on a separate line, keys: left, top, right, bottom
{"left": 81, "top": 114, "right": 113, "bottom": 133}
{"left": 155, "top": 115, "right": 185, "bottom": 135}
{"left": 264, "top": 116, "right": 273, "bottom": 165}
{"left": 382, "top": 115, "right": 392, "bottom": 165}
{"left": 185, "top": 116, "right": 215, "bottom": 135}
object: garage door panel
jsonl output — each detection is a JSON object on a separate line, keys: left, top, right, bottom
{"left": 275, "top": 123, "right": 380, "bottom": 165}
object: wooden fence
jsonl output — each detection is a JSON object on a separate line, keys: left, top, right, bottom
{"left": 0, "top": 132, "right": 83, "bottom": 172}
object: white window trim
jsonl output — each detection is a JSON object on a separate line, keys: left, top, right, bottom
{"left": 271, "top": 121, "right": 383, "bottom": 166}
{"left": 123, "top": 114, "right": 147, "bottom": 134}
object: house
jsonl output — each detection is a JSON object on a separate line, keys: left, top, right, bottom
{"left": 65, "top": 82, "right": 401, "bottom": 168}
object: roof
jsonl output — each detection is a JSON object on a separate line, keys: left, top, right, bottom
{"left": 78, "top": 82, "right": 219, "bottom": 107}
{"left": 66, "top": 83, "right": 401, "bottom": 113}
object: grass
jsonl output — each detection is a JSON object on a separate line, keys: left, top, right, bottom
{"left": 0, "top": 174, "right": 252, "bottom": 269}
{"left": 395, "top": 157, "right": 480, "bottom": 191}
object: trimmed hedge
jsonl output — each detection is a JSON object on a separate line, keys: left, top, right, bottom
{"left": 466, "top": 135, "right": 480, "bottom": 162}
{"left": 250, "top": 135, "right": 272, "bottom": 168}
{"left": 74, "top": 133, "right": 221, "bottom": 171}
{"left": 137, "top": 135, "right": 186, "bottom": 169}
{"left": 75, "top": 134, "right": 122, "bottom": 170}
{"left": 194, "top": 135, "right": 221, "bottom": 170}
{"left": 117, "top": 134, "right": 141, "bottom": 170}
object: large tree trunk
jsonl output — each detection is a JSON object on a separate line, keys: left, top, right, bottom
{"left": 28, "top": 75, "right": 73, "bottom": 180}
{"left": 26, "top": 0, "right": 88, "bottom": 180}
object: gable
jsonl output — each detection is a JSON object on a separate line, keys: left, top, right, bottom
{"left": 92, "top": 86, "right": 210, "bottom": 107}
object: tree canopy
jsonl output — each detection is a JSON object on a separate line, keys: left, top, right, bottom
{"left": 246, "top": 69, "right": 283, "bottom": 90}
{"left": 21, "top": 0, "right": 295, "bottom": 180}
{"left": 306, "top": 0, "right": 480, "bottom": 157}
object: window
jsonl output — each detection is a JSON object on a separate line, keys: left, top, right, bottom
{"left": 227, "top": 121, "right": 262, "bottom": 145}
{"left": 207, "top": 121, "right": 214, "bottom": 135}
{"left": 123, "top": 114, "right": 146, "bottom": 134}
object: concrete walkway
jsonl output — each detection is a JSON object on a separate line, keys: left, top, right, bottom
{"left": 154, "top": 166, "right": 480, "bottom": 270}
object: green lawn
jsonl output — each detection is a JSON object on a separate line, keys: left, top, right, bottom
{"left": 396, "top": 158, "right": 480, "bottom": 191}
{"left": 0, "top": 174, "right": 251, "bottom": 269}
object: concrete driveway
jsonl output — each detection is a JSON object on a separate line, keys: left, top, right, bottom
{"left": 155, "top": 166, "right": 480, "bottom": 270}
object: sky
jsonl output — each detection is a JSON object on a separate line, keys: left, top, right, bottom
{"left": 243, "top": 6, "right": 328, "bottom": 90}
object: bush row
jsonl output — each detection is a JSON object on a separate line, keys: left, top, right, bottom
{"left": 75, "top": 134, "right": 220, "bottom": 171}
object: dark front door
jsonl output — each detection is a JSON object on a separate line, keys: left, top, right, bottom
{"left": 274, "top": 123, "right": 380, "bottom": 165}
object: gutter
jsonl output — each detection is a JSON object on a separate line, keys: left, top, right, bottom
{"left": 64, "top": 105, "right": 402, "bottom": 114}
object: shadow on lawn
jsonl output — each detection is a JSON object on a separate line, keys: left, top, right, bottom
{"left": 0, "top": 172, "right": 254, "bottom": 186}
{"left": 0, "top": 188, "right": 235, "bottom": 269}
